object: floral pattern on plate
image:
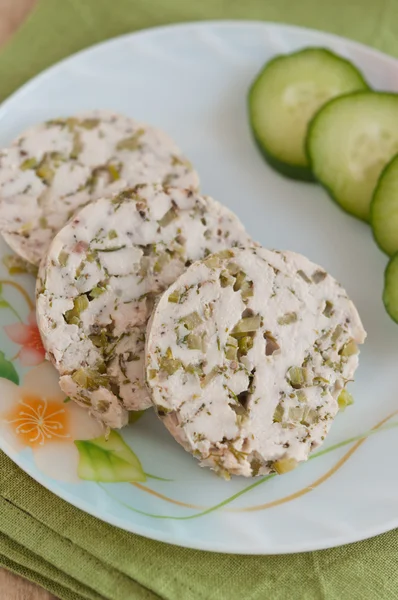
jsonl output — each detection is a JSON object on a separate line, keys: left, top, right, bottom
{"left": 0, "top": 361, "right": 103, "bottom": 482}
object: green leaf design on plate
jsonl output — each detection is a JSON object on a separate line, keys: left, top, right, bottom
{"left": 74, "top": 430, "right": 146, "bottom": 483}
{"left": 0, "top": 351, "right": 19, "bottom": 385}
{"left": 99, "top": 419, "right": 398, "bottom": 520}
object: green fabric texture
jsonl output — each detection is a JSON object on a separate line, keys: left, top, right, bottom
{"left": 2, "top": 451, "right": 398, "bottom": 600}
{"left": 1, "top": 1, "right": 398, "bottom": 598}
{"left": 1, "top": 0, "right": 398, "bottom": 102}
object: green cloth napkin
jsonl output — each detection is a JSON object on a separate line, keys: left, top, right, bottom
{"left": 1, "top": 0, "right": 398, "bottom": 101}
{"left": 1, "top": 1, "right": 398, "bottom": 599}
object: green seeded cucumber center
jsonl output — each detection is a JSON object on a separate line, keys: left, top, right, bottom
{"left": 348, "top": 128, "right": 398, "bottom": 185}
{"left": 371, "top": 154, "right": 398, "bottom": 256}
{"left": 308, "top": 93, "right": 398, "bottom": 221}
{"left": 281, "top": 81, "right": 340, "bottom": 164}
{"left": 249, "top": 49, "right": 368, "bottom": 168}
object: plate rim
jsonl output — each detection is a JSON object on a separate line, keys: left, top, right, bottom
{"left": 0, "top": 19, "right": 397, "bottom": 554}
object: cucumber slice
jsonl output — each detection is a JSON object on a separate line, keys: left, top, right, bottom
{"left": 248, "top": 48, "right": 368, "bottom": 181}
{"left": 371, "top": 153, "right": 398, "bottom": 256}
{"left": 383, "top": 252, "right": 398, "bottom": 323}
{"left": 307, "top": 92, "right": 398, "bottom": 221}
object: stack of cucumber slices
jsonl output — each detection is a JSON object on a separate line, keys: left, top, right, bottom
{"left": 249, "top": 47, "right": 398, "bottom": 323}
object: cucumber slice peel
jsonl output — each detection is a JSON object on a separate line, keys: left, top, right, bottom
{"left": 383, "top": 253, "right": 398, "bottom": 323}
{"left": 248, "top": 47, "right": 369, "bottom": 181}
{"left": 371, "top": 153, "right": 398, "bottom": 256}
{"left": 307, "top": 91, "right": 398, "bottom": 222}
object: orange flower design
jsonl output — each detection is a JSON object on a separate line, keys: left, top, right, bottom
{"left": 0, "top": 362, "right": 102, "bottom": 482}
{"left": 5, "top": 394, "right": 70, "bottom": 448}
{"left": 4, "top": 310, "right": 45, "bottom": 366}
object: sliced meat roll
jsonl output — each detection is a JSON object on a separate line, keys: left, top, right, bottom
{"left": 36, "top": 185, "right": 253, "bottom": 428}
{"left": 145, "top": 247, "right": 366, "bottom": 478}
{"left": 0, "top": 110, "right": 199, "bottom": 265}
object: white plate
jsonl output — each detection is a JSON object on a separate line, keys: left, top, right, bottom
{"left": 0, "top": 21, "right": 397, "bottom": 555}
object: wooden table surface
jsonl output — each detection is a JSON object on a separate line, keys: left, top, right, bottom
{"left": 0, "top": 4, "right": 57, "bottom": 599}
